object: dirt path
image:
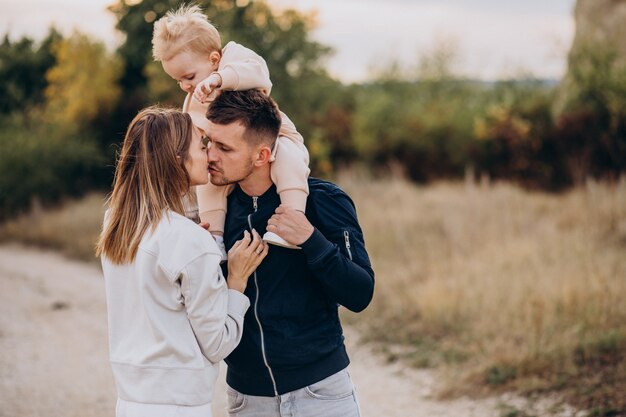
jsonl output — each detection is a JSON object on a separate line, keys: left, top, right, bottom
{"left": 0, "top": 245, "right": 581, "bottom": 417}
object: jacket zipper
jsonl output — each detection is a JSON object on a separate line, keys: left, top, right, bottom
{"left": 248, "top": 196, "right": 279, "bottom": 396}
{"left": 344, "top": 230, "right": 353, "bottom": 260}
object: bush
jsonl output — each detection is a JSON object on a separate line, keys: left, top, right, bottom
{"left": 0, "top": 115, "right": 106, "bottom": 220}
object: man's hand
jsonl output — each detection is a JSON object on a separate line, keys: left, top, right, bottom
{"left": 193, "top": 73, "right": 222, "bottom": 104}
{"left": 266, "top": 205, "right": 314, "bottom": 246}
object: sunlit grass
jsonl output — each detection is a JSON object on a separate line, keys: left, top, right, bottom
{"left": 339, "top": 173, "right": 626, "bottom": 411}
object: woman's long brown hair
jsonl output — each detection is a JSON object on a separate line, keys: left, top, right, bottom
{"left": 96, "top": 107, "right": 194, "bottom": 264}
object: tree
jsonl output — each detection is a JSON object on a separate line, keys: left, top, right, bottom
{"left": 109, "top": 0, "right": 182, "bottom": 95}
{"left": 552, "top": 0, "right": 626, "bottom": 180}
{"left": 44, "top": 32, "right": 122, "bottom": 131}
{"left": 0, "top": 28, "right": 61, "bottom": 115}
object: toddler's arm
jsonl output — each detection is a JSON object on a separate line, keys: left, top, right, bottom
{"left": 195, "top": 41, "right": 273, "bottom": 103}
{"left": 276, "top": 111, "right": 307, "bottom": 158}
{"left": 218, "top": 41, "right": 272, "bottom": 94}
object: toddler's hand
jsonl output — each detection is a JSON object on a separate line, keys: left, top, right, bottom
{"left": 193, "top": 73, "right": 222, "bottom": 104}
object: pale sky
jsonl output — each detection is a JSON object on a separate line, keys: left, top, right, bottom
{"left": 0, "top": 0, "right": 576, "bottom": 82}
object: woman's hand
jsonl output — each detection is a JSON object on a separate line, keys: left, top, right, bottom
{"left": 226, "top": 230, "right": 268, "bottom": 293}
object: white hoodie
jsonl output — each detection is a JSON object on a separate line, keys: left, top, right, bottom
{"left": 101, "top": 210, "right": 249, "bottom": 406}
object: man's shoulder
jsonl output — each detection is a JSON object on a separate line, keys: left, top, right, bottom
{"left": 307, "top": 177, "right": 350, "bottom": 200}
{"left": 306, "top": 178, "right": 357, "bottom": 224}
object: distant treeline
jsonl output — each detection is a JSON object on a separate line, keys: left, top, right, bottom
{"left": 1, "top": 0, "right": 625, "bottom": 220}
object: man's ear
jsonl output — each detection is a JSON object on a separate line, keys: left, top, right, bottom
{"left": 209, "top": 50, "right": 221, "bottom": 68}
{"left": 253, "top": 145, "right": 273, "bottom": 167}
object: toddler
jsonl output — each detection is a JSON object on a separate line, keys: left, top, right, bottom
{"left": 152, "top": 5, "right": 310, "bottom": 257}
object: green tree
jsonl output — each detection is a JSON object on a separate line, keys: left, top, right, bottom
{"left": 554, "top": 43, "right": 626, "bottom": 181}
{"left": 473, "top": 81, "right": 565, "bottom": 189}
{"left": 0, "top": 122, "right": 104, "bottom": 220}
{"left": 44, "top": 31, "right": 122, "bottom": 131}
{"left": 0, "top": 28, "right": 61, "bottom": 116}
{"left": 352, "top": 75, "right": 484, "bottom": 182}
{"left": 109, "top": 0, "right": 181, "bottom": 96}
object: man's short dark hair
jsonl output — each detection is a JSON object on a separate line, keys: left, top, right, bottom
{"left": 206, "top": 90, "right": 281, "bottom": 146}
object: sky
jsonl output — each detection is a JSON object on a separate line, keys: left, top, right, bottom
{"left": 0, "top": 0, "right": 576, "bottom": 83}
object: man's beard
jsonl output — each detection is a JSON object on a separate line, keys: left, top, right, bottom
{"left": 208, "top": 162, "right": 254, "bottom": 186}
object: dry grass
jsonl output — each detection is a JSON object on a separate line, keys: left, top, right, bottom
{"left": 2, "top": 178, "right": 625, "bottom": 413}
{"left": 0, "top": 193, "right": 106, "bottom": 262}
{"left": 339, "top": 173, "right": 626, "bottom": 413}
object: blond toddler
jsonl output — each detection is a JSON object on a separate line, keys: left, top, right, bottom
{"left": 152, "top": 5, "right": 309, "bottom": 256}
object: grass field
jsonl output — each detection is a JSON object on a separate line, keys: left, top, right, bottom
{"left": 2, "top": 177, "right": 625, "bottom": 414}
{"left": 339, "top": 175, "right": 626, "bottom": 415}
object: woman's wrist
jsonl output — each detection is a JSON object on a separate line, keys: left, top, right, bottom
{"left": 227, "top": 276, "right": 247, "bottom": 293}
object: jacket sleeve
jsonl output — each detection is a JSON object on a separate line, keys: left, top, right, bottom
{"left": 179, "top": 253, "right": 250, "bottom": 363}
{"left": 217, "top": 41, "right": 272, "bottom": 95}
{"left": 299, "top": 189, "right": 375, "bottom": 312}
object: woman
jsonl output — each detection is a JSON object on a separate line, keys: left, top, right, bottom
{"left": 96, "top": 107, "right": 267, "bottom": 417}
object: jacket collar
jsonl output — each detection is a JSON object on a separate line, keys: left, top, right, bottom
{"left": 232, "top": 183, "right": 280, "bottom": 207}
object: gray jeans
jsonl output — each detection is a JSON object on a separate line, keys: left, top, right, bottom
{"left": 227, "top": 368, "right": 361, "bottom": 417}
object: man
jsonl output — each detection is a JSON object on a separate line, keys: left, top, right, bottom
{"left": 204, "top": 89, "right": 375, "bottom": 417}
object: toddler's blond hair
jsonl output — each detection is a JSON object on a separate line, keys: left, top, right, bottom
{"left": 152, "top": 4, "right": 221, "bottom": 62}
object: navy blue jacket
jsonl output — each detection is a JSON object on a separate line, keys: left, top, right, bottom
{"left": 223, "top": 178, "right": 375, "bottom": 397}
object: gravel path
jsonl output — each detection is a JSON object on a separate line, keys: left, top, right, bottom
{"left": 0, "top": 245, "right": 581, "bottom": 417}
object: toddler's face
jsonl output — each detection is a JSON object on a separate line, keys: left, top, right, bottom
{"left": 162, "top": 50, "right": 219, "bottom": 94}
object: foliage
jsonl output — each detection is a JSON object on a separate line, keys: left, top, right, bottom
{"left": 0, "top": 29, "right": 61, "bottom": 115}
{"left": 473, "top": 81, "right": 569, "bottom": 190}
{"left": 109, "top": 0, "right": 184, "bottom": 93}
{"left": 353, "top": 77, "right": 489, "bottom": 182}
{"left": 0, "top": 114, "right": 106, "bottom": 220}
{"left": 144, "top": 59, "right": 184, "bottom": 106}
{"left": 44, "top": 32, "right": 122, "bottom": 132}
{"left": 553, "top": 42, "right": 626, "bottom": 183}
{"left": 0, "top": 31, "right": 112, "bottom": 220}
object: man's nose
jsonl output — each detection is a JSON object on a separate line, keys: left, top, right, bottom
{"left": 207, "top": 144, "right": 218, "bottom": 161}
